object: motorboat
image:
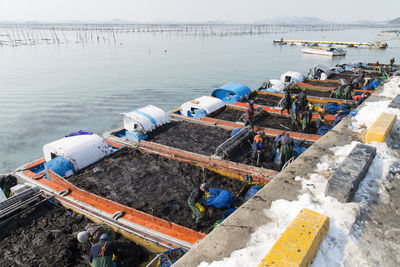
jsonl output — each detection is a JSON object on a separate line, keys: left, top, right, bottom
{"left": 302, "top": 46, "right": 347, "bottom": 57}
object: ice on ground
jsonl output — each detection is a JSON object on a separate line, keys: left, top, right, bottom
{"left": 376, "top": 76, "right": 400, "bottom": 99}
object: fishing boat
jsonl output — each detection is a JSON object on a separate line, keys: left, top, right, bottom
{"left": 302, "top": 46, "right": 346, "bottom": 57}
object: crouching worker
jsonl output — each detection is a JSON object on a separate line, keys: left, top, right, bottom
{"left": 188, "top": 183, "right": 210, "bottom": 229}
{"left": 276, "top": 132, "right": 294, "bottom": 170}
{"left": 0, "top": 173, "right": 17, "bottom": 198}
{"left": 77, "top": 223, "right": 116, "bottom": 245}
{"left": 251, "top": 131, "right": 265, "bottom": 166}
{"left": 89, "top": 234, "right": 117, "bottom": 267}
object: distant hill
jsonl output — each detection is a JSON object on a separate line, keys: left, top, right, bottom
{"left": 255, "top": 16, "right": 335, "bottom": 25}
{"left": 352, "top": 20, "right": 389, "bottom": 25}
{"left": 388, "top": 17, "right": 400, "bottom": 24}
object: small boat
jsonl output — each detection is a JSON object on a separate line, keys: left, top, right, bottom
{"left": 302, "top": 46, "right": 346, "bottom": 57}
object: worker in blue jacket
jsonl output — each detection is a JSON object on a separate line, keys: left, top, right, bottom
{"left": 89, "top": 234, "right": 117, "bottom": 267}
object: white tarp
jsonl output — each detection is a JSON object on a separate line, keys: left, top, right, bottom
{"left": 269, "top": 79, "right": 285, "bottom": 92}
{"left": 120, "top": 105, "right": 170, "bottom": 133}
{"left": 43, "top": 134, "right": 112, "bottom": 171}
{"left": 280, "top": 71, "right": 305, "bottom": 83}
{"left": 180, "top": 96, "right": 225, "bottom": 116}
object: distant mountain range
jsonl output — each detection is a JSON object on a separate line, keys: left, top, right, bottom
{"left": 0, "top": 16, "right": 399, "bottom": 25}
{"left": 255, "top": 17, "right": 335, "bottom": 25}
{"left": 388, "top": 17, "right": 400, "bottom": 24}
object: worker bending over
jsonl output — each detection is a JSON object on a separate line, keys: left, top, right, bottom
{"left": 89, "top": 234, "right": 117, "bottom": 267}
{"left": 188, "top": 183, "right": 210, "bottom": 229}
{"left": 77, "top": 223, "right": 116, "bottom": 244}
{"left": 276, "top": 132, "right": 294, "bottom": 170}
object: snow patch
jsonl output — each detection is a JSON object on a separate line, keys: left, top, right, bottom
{"left": 352, "top": 77, "right": 400, "bottom": 131}
{"left": 376, "top": 76, "right": 400, "bottom": 99}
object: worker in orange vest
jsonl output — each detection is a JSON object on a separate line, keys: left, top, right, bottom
{"left": 252, "top": 131, "right": 265, "bottom": 166}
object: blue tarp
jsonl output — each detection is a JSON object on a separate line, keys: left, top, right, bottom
{"left": 200, "top": 188, "right": 234, "bottom": 209}
{"left": 231, "top": 128, "right": 242, "bottom": 136}
{"left": 65, "top": 130, "right": 93, "bottom": 137}
{"left": 244, "top": 186, "right": 263, "bottom": 201}
{"left": 325, "top": 102, "right": 339, "bottom": 114}
{"left": 362, "top": 79, "right": 380, "bottom": 90}
{"left": 193, "top": 109, "right": 207, "bottom": 118}
{"left": 293, "top": 142, "right": 307, "bottom": 157}
{"left": 339, "top": 103, "right": 351, "bottom": 115}
{"left": 211, "top": 82, "right": 251, "bottom": 103}
{"left": 260, "top": 88, "right": 279, "bottom": 93}
{"left": 125, "top": 131, "right": 147, "bottom": 143}
{"left": 222, "top": 208, "right": 236, "bottom": 220}
{"left": 44, "top": 156, "right": 75, "bottom": 179}
{"left": 316, "top": 124, "right": 334, "bottom": 136}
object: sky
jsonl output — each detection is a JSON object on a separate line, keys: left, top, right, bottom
{"left": 0, "top": 0, "right": 399, "bottom": 23}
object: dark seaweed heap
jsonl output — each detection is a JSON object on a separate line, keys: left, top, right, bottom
{"left": 211, "top": 109, "right": 317, "bottom": 134}
{"left": 0, "top": 202, "right": 148, "bottom": 267}
{"left": 68, "top": 149, "right": 248, "bottom": 232}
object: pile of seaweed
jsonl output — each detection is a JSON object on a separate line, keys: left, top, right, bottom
{"left": 248, "top": 94, "right": 282, "bottom": 107}
{"left": 147, "top": 121, "right": 231, "bottom": 156}
{"left": 68, "top": 148, "right": 248, "bottom": 232}
{"left": 211, "top": 108, "right": 317, "bottom": 134}
{"left": 0, "top": 201, "right": 147, "bottom": 266}
{"left": 146, "top": 119, "right": 294, "bottom": 169}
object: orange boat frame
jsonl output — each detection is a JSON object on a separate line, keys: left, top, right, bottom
{"left": 250, "top": 90, "right": 353, "bottom": 105}
{"left": 14, "top": 139, "right": 271, "bottom": 253}
{"left": 168, "top": 106, "right": 323, "bottom": 142}
{"left": 295, "top": 80, "right": 375, "bottom": 94}
{"left": 104, "top": 127, "right": 277, "bottom": 182}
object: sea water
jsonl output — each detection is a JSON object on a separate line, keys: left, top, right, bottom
{"left": 0, "top": 25, "right": 399, "bottom": 172}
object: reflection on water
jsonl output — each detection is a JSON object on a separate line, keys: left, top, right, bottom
{"left": 0, "top": 25, "right": 399, "bottom": 172}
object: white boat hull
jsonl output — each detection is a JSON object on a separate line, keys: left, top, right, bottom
{"left": 302, "top": 47, "right": 346, "bottom": 57}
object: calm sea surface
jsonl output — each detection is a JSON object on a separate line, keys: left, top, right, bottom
{"left": 0, "top": 25, "right": 399, "bottom": 172}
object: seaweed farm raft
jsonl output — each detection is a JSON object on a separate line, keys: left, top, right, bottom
{"left": 67, "top": 147, "right": 252, "bottom": 232}
{"left": 272, "top": 39, "right": 388, "bottom": 49}
{"left": 168, "top": 99, "right": 326, "bottom": 139}
{"left": 105, "top": 104, "right": 311, "bottom": 173}
{"left": 14, "top": 132, "right": 272, "bottom": 255}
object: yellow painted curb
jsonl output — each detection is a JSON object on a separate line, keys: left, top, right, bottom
{"left": 258, "top": 208, "right": 330, "bottom": 267}
{"left": 364, "top": 113, "right": 397, "bottom": 143}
